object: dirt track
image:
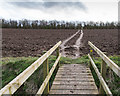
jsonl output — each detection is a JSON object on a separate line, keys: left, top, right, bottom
{"left": 2, "top": 29, "right": 118, "bottom": 57}
{"left": 60, "top": 30, "right": 84, "bottom": 58}
{"left": 2, "top": 29, "right": 77, "bottom": 57}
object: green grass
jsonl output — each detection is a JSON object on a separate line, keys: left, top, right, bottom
{"left": 60, "top": 55, "right": 89, "bottom": 64}
{"left": 92, "top": 55, "right": 120, "bottom": 95}
{"left": 2, "top": 57, "right": 38, "bottom": 87}
{"left": 1, "top": 55, "right": 120, "bottom": 95}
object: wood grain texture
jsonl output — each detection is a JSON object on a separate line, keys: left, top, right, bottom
{"left": 0, "top": 41, "right": 61, "bottom": 95}
{"left": 37, "top": 54, "right": 61, "bottom": 94}
{"left": 88, "top": 54, "right": 112, "bottom": 96}
{"left": 49, "top": 64, "right": 98, "bottom": 95}
{"left": 88, "top": 41, "right": 120, "bottom": 77}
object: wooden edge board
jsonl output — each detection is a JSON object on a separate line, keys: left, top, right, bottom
{"left": 88, "top": 54, "right": 112, "bottom": 96}
{"left": 88, "top": 41, "right": 120, "bottom": 77}
{"left": 36, "top": 54, "right": 61, "bottom": 95}
{"left": 0, "top": 41, "right": 61, "bottom": 95}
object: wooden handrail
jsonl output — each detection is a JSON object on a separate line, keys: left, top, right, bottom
{"left": 88, "top": 54, "right": 112, "bottom": 96}
{"left": 36, "top": 54, "right": 61, "bottom": 95}
{"left": 88, "top": 41, "right": 120, "bottom": 95}
{"left": 0, "top": 41, "right": 62, "bottom": 95}
{"left": 88, "top": 41, "right": 120, "bottom": 77}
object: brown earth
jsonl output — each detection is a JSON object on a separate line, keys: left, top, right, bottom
{"left": 82, "top": 29, "right": 118, "bottom": 56}
{"left": 66, "top": 32, "right": 81, "bottom": 46}
{"left": 2, "top": 29, "right": 77, "bottom": 57}
{"left": 2, "top": 29, "right": 118, "bottom": 57}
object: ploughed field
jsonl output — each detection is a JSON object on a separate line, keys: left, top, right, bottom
{"left": 2, "top": 29, "right": 118, "bottom": 57}
{"left": 2, "top": 29, "right": 77, "bottom": 57}
{"left": 82, "top": 29, "right": 118, "bottom": 55}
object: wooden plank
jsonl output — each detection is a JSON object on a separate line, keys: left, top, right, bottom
{"left": 61, "top": 65, "right": 87, "bottom": 67}
{"left": 54, "top": 78, "right": 94, "bottom": 81}
{"left": 43, "top": 58, "right": 49, "bottom": 94}
{"left": 56, "top": 47, "right": 59, "bottom": 58}
{"left": 49, "top": 89, "right": 98, "bottom": 94}
{"left": 53, "top": 81, "right": 96, "bottom": 85}
{"left": 57, "top": 70, "right": 91, "bottom": 73}
{"left": 55, "top": 75, "right": 93, "bottom": 78}
{"left": 101, "top": 60, "right": 107, "bottom": 80}
{"left": 59, "top": 68, "right": 90, "bottom": 70}
{"left": 58, "top": 68, "right": 90, "bottom": 71}
{"left": 51, "top": 84, "right": 97, "bottom": 90}
{"left": 60, "top": 65, "right": 87, "bottom": 67}
{"left": 0, "top": 41, "right": 62, "bottom": 95}
{"left": 60, "top": 67, "right": 88, "bottom": 69}
{"left": 88, "top": 41, "right": 120, "bottom": 77}
{"left": 57, "top": 71, "right": 91, "bottom": 74}
{"left": 61, "top": 64, "right": 86, "bottom": 66}
{"left": 51, "top": 83, "right": 96, "bottom": 86}
{"left": 50, "top": 64, "right": 98, "bottom": 95}
{"left": 60, "top": 64, "right": 87, "bottom": 67}
{"left": 60, "top": 67, "right": 88, "bottom": 70}
{"left": 36, "top": 54, "right": 61, "bottom": 94}
{"left": 88, "top": 54, "right": 112, "bottom": 96}
{"left": 56, "top": 47, "right": 60, "bottom": 68}
{"left": 56, "top": 72, "right": 92, "bottom": 75}
{"left": 99, "top": 59, "right": 107, "bottom": 94}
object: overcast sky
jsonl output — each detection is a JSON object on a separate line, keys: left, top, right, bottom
{"left": 0, "top": 0, "right": 118, "bottom": 22}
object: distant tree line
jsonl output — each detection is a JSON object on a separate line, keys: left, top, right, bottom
{"left": 1, "top": 19, "right": 118, "bottom": 29}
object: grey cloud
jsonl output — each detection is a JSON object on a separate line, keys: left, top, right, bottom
{"left": 9, "top": 1, "right": 87, "bottom": 11}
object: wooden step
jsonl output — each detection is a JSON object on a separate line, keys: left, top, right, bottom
{"left": 49, "top": 64, "right": 98, "bottom": 95}
{"left": 49, "top": 89, "right": 98, "bottom": 94}
{"left": 53, "top": 81, "right": 95, "bottom": 85}
{"left": 57, "top": 70, "right": 91, "bottom": 73}
{"left": 56, "top": 73, "right": 92, "bottom": 75}
{"left": 51, "top": 84, "right": 97, "bottom": 90}
{"left": 56, "top": 75, "right": 93, "bottom": 78}
{"left": 59, "top": 68, "right": 90, "bottom": 70}
{"left": 54, "top": 78, "right": 94, "bottom": 81}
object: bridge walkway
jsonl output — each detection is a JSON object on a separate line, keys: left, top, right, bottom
{"left": 49, "top": 64, "right": 98, "bottom": 94}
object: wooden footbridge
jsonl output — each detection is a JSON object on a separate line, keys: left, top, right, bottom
{"left": 49, "top": 64, "right": 98, "bottom": 94}
{"left": 0, "top": 41, "right": 120, "bottom": 95}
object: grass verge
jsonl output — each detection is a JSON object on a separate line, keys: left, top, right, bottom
{"left": 1, "top": 55, "right": 120, "bottom": 95}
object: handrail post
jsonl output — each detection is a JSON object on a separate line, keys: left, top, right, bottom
{"left": 89, "top": 60, "right": 92, "bottom": 71}
{"left": 56, "top": 46, "right": 60, "bottom": 67}
{"left": 88, "top": 41, "right": 120, "bottom": 77}
{"left": 99, "top": 59, "right": 107, "bottom": 94}
{"left": 43, "top": 58, "right": 49, "bottom": 95}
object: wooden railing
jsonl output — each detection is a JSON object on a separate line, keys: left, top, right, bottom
{"left": 0, "top": 41, "right": 62, "bottom": 95}
{"left": 88, "top": 41, "right": 120, "bottom": 96}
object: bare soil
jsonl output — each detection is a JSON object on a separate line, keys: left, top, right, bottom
{"left": 2, "top": 29, "right": 77, "bottom": 57}
{"left": 82, "top": 29, "right": 118, "bottom": 56}
{"left": 2, "top": 29, "right": 118, "bottom": 57}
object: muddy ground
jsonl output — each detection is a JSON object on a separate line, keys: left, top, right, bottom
{"left": 2, "top": 29, "right": 118, "bottom": 57}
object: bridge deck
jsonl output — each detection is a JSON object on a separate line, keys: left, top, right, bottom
{"left": 49, "top": 64, "right": 98, "bottom": 94}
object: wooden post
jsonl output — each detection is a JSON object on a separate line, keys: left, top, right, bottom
{"left": 43, "top": 58, "right": 49, "bottom": 95}
{"left": 99, "top": 59, "right": 107, "bottom": 94}
{"left": 108, "top": 65, "right": 114, "bottom": 89}
{"left": 56, "top": 47, "right": 60, "bottom": 67}
{"left": 89, "top": 60, "right": 92, "bottom": 70}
